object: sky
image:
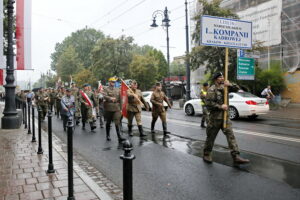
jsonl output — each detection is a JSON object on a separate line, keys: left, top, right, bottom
{"left": 17, "top": 0, "right": 197, "bottom": 84}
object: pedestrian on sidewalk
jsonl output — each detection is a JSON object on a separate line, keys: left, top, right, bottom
{"left": 203, "top": 72, "right": 249, "bottom": 164}
{"left": 261, "top": 85, "right": 275, "bottom": 100}
{"left": 150, "top": 82, "right": 172, "bottom": 135}
{"left": 200, "top": 82, "right": 209, "bottom": 128}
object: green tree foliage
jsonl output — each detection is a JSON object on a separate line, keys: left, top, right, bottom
{"left": 91, "top": 36, "right": 133, "bottom": 81}
{"left": 56, "top": 45, "right": 83, "bottom": 82}
{"left": 147, "top": 49, "right": 168, "bottom": 80}
{"left": 129, "top": 54, "right": 159, "bottom": 91}
{"left": 73, "top": 68, "right": 97, "bottom": 88}
{"left": 170, "top": 62, "right": 186, "bottom": 76}
{"left": 190, "top": 0, "right": 238, "bottom": 79}
{"left": 50, "top": 28, "right": 105, "bottom": 71}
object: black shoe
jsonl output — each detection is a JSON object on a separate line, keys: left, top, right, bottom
{"left": 82, "top": 122, "right": 85, "bottom": 130}
{"left": 162, "top": 122, "right": 170, "bottom": 135}
{"left": 63, "top": 127, "right": 66, "bottom": 132}
{"left": 201, "top": 122, "right": 206, "bottom": 128}
{"left": 151, "top": 121, "right": 156, "bottom": 134}
{"left": 203, "top": 154, "right": 212, "bottom": 163}
{"left": 138, "top": 125, "right": 147, "bottom": 137}
{"left": 116, "top": 125, "right": 126, "bottom": 143}
{"left": 128, "top": 125, "right": 133, "bottom": 137}
{"left": 106, "top": 124, "right": 111, "bottom": 141}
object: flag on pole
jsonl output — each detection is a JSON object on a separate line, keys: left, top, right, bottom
{"left": 120, "top": 80, "right": 129, "bottom": 118}
{"left": 98, "top": 81, "right": 103, "bottom": 92}
{"left": 16, "top": 0, "right": 32, "bottom": 70}
{"left": 0, "top": 69, "right": 4, "bottom": 86}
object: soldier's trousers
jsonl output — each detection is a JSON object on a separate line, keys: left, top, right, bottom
{"left": 127, "top": 111, "right": 142, "bottom": 126}
{"left": 105, "top": 111, "right": 121, "bottom": 126}
{"left": 201, "top": 106, "right": 208, "bottom": 124}
{"left": 151, "top": 111, "right": 167, "bottom": 123}
{"left": 81, "top": 106, "right": 93, "bottom": 123}
{"left": 39, "top": 105, "right": 48, "bottom": 120}
{"left": 56, "top": 101, "right": 61, "bottom": 116}
{"left": 203, "top": 119, "right": 239, "bottom": 156}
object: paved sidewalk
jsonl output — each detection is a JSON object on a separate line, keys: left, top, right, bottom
{"left": 0, "top": 104, "right": 122, "bottom": 200}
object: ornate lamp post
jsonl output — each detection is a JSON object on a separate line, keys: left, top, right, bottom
{"left": 1, "top": 0, "right": 20, "bottom": 129}
{"left": 185, "top": 0, "right": 191, "bottom": 101}
{"left": 150, "top": 7, "right": 171, "bottom": 98}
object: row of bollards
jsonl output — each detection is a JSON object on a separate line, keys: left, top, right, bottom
{"left": 22, "top": 99, "right": 135, "bottom": 200}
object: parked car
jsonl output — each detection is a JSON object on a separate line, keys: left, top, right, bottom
{"left": 142, "top": 91, "right": 169, "bottom": 111}
{"left": 183, "top": 92, "right": 269, "bottom": 119}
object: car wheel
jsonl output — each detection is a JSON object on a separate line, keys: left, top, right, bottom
{"left": 229, "top": 106, "right": 239, "bottom": 120}
{"left": 147, "top": 103, "right": 151, "bottom": 111}
{"left": 185, "top": 104, "right": 195, "bottom": 116}
{"left": 248, "top": 115, "right": 258, "bottom": 119}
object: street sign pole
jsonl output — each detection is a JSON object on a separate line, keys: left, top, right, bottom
{"left": 223, "top": 48, "right": 229, "bottom": 129}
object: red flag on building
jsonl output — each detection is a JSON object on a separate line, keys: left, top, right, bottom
{"left": 121, "top": 80, "right": 129, "bottom": 118}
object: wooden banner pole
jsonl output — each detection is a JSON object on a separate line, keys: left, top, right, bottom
{"left": 223, "top": 47, "right": 229, "bottom": 129}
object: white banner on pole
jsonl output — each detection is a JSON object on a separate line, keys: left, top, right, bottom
{"left": 238, "top": 0, "right": 282, "bottom": 46}
{"left": 201, "top": 15, "right": 252, "bottom": 49}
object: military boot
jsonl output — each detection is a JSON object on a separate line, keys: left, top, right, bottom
{"left": 82, "top": 122, "right": 85, "bottom": 130}
{"left": 115, "top": 125, "right": 126, "bottom": 143}
{"left": 203, "top": 154, "right": 212, "bottom": 163}
{"left": 106, "top": 124, "right": 111, "bottom": 141}
{"left": 201, "top": 120, "right": 206, "bottom": 128}
{"left": 162, "top": 122, "right": 170, "bottom": 135}
{"left": 90, "top": 122, "right": 96, "bottom": 132}
{"left": 232, "top": 155, "right": 250, "bottom": 164}
{"left": 138, "top": 125, "right": 147, "bottom": 137}
{"left": 128, "top": 125, "right": 133, "bottom": 136}
{"left": 151, "top": 121, "right": 156, "bottom": 134}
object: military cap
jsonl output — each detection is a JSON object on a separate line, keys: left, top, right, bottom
{"left": 66, "top": 88, "right": 71, "bottom": 92}
{"left": 212, "top": 72, "right": 223, "bottom": 80}
{"left": 203, "top": 82, "right": 209, "bottom": 87}
{"left": 83, "top": 83, "right": 90, "bottom": 87}
{"left": 108, "top": 77, "right": 117, "bottom": 82}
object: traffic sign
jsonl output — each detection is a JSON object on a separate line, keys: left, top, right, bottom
{"left": 237, "top": 57, "right": 255, "bottom": 80}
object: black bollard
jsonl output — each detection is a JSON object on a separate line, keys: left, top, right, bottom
{"left": 67, "top": 117, "right": 75, "bottom": 200}
{"left": 31, "top": 105, "right": 36, "bottom": 142}
{"left": 24, "top": 102, "right": 27, "bottom": 129}
{"left": 27, "top": 102, "right": 31, "bottom": 134}
{"left": 120, "top": 140, "right": 135, "bottom": 200}
{"left": 22, "top": 102, "right": 25, "bottom": 124}
{"left": 47, "top": 110, "right": 55, "bottom": 174}
{"left": 37, "top": 107, "right": 43, "bottom": 154}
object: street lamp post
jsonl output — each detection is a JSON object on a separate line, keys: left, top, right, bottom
{"left": 151, "top": 7, "right": 171, "bottom": 98}
{"left": 1, "top": 0, "right": 20, "bottom": 129}
{"left": 185, "top": 0, "right": 191, "bottom": 101}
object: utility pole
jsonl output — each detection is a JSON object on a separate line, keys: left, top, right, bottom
{"left": 185, "top": 0, "right": 191, "bottom": 101}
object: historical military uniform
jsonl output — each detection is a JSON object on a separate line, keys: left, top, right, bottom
{"left": 71, "top": 85, "right": 81, "bottom": 125}
{"left": 103, "top": 77, "right": 125, "bottom": 142}
{"left": 126, "top": 81, "right": 148, "bottom": 137}
{"left": 61, "top": 90, "right": 75, "bottom": 131}
{"left": 150, "top": 84, "right": 172, "bottom": 135}
{"left": 97, "top": 92, "right": 105, "bottom": 128}
{"left": 79, "top": 84, "right": 97, "bottom": 131}
{"left": 203, "top": 72, "right": 249, "bottom": 164}
{"left": 200, "top": 83, "right": 209, "bottom": 128}
{"left": 49, "top": 89, "right": 56, "bottom": 112}
{"left": 56, "top": 89, "right": 64, "bottom": 118}
{"left": 35, "top": 90, "right": 49, "bottom": 120}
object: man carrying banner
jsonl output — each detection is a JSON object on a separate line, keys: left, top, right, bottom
{"left": 150, "top": 82, "right": 172, "bottom": 135}
{"left": 79, "top": 84, "right": 97, "bottom": 132}
{"left": 125, "top": 80, "right": 148, "bottom": 137}
{"left": 103, "top": 77, "right": 125, "bottom": 142}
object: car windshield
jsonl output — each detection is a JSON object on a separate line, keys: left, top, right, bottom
{"left": 236, "top": 92, "right": 258, "bottom": 98}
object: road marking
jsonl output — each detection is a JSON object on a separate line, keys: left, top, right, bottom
{"left": 141, "top": 114, "right": 300, "bottom": 143}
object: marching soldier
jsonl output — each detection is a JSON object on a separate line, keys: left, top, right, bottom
{"left": 150, "top": 82, "right": 172, "bottom": 135}
{"left": 200, "top": 82, "right": 209, "bottom": 128}
{"left": 49, "top": 88, "right": 56, "bottom": 112}
{"left": 79, "top": 84, "right": 97, "bottom": 132}
{"left": 56, "top": 87, "right": 64, "bottom": 118}
{"left": 203, "top": 72, "right": 249, "bottom": 164}
{"left": 103, "top": 77, "right": 125, "bottom": 142}
{"left": 126, "top": 80, "right": 148, "bottom": 137}
{"left": 61, "top": 88, "right": 75, "bottom": 131}
{"left": 35, "top": 88, "right": 49, "bottom": 120}
{"left": 97, "top": 90, "right": 105, "bottom": 128}
{"left": 71, "top": 82, "right": 81, "bottom": 125}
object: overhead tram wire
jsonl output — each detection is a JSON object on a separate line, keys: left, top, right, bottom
{"left": 99, "top": 0, "right": 147, "bottom": 29}
{"left": 89, "top": 0, "right": 129, "bottom": 26}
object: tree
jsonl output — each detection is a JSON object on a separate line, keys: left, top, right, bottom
{"left": 73, "top": 68, "right": 97, "bottom": 88}
{"left": 147, "top": 49, "right": 168, "bottom": 81}
{"left": 129, "top": 55, "right": 159, "bottom": 91}
{"left": 91, "top": 36, "right": 133, "bottom": 81}
{"left": 170, "top": 62, "right": 186, "bottom": 76}
{"left": 56, "top": 45, "right": 83, "bottom": 82}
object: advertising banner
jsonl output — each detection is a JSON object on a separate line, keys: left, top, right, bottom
{"left": 238, "top": 0, "right": 282, "bottom": 46}
{"left": 201, "top": 15, "right": 252, "bottom": 49}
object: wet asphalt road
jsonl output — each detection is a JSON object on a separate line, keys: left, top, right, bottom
{"left": 46, "top": 109, "right": 300, "bottom": 200}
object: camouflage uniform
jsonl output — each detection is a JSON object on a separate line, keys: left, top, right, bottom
{"left": 71, "top": 87, "right": 81, "bottom": 125}
{"left": 126, "top": 88, "right": 148, "bottom": 136}
{"left": 56, "top": 91, "right": 64, "bottom": 118}
{"left": 49, "top": 90, "right": 56, "bottom": 112}
{"left": 35, "top": 90, "right": 49, "bottom": 120}
{"left": 79, "top": 88, "right": 97, "bottom": 131}
{"left": 103, "top": 85, "right": 124, "bottom": 142}
{"left": 203, "top": 83, "right": 240, "bottom": 157}
{"left": 150, "top": 89, "right": 171, "bottom": 135}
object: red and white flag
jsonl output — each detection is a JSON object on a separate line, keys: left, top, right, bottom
{"left": 79, "top": 90, "right": 93, "bottom": 107}
{"left": 98, "top": 81, "right": 103, "bottom": 92}
{"left": 16, "top": 0, "right": 32, "bottom": 70}
{"left": 0, "top": 69, "right": 4, "bottom": 86}
{"left": 121, "top": 80, "right": 129, "bottom": 118}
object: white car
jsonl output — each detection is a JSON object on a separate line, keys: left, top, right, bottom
{"left": 142, "top": 91, "right": 169, "bottom": 111}
{"left": 183, "top": 92, "right": 269, "bottom": 119}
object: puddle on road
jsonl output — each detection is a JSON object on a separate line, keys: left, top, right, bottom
{"left": 129, "top": 130, "right": 300, "bottom": 189}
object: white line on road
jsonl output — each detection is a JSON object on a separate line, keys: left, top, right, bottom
{"left": 142, "top": 114, "right": 300, "bottom": 143}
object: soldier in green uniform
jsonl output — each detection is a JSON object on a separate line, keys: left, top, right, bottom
{"left": 103, "top": 77, "right": 125, "bottom": 142}
{"left": 35, "top": 88, "right": 49, "bottom": 120}
{"left": 71, "top": 82, "right": 81, "bottom": 125}
{"left": 127, "top": 80, "right": 148, "bottom": 137}
{"left": 79, "top": 84, "right": 97, "bottom": 132}
{"left": 150, "top": 82, "right": 172, "bottom": 135}
{"left": 56, "top": 87, "right": 64, "bottom": 118}
{"left": 49, "top": 88, "right": 56, "bottom": 112}
{"left": 203, "top": 72, "right": 250, "bottom": 164}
